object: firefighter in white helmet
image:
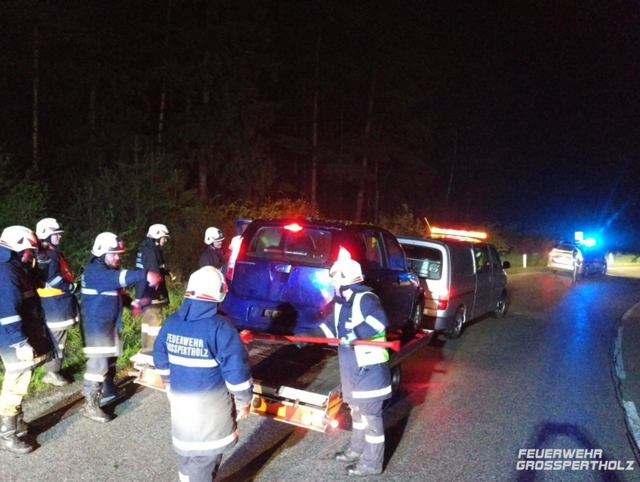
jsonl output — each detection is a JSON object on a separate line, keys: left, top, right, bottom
{"left": 134, "top": 224, "right": 171, "bottom": 353}
{"left": 34, "top": 218, "right": 78, "bottom": 387}
{"left": 316, "top": 258, "right": 391, "bottom": 476}
{"left": 0, "top": 226, "right": 54, "bottom": 454}
{"left": 80, "top": 232, "right": 162, "bottom": 422}
{"left": 199, "top": 226, "right": 227, "bottom": 270}
{"left": 154, "top": 266, "right": 253, "bottom": 482}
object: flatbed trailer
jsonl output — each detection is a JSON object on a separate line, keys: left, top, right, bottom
{"left": 133, "top": 328, "right": 433, "bottom": 433}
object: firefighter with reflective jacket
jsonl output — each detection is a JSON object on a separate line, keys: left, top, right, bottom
{"left": 134, "top": 224, "right": 171, "bottom": 352}
{"left": 154, "top": 266, "right": 253, "bottom": 482}
{"left": 35, "top": 218, "right": 79, "bottom": 387}
{"left": 199, "top": 227, "right": 227, "bottom": 270}
{"left": 318, "top": 258, "right": 391, "bottom": 477}
{"left": 81, "top": 232, "right": 161, "bottom": 423}
{"left": 0, "top": 226, "right": 55, "bottom": 454}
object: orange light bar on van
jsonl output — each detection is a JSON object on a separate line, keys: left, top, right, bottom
{"left": 430, "top": 227, "right": 487, "bottom": 240}
{"left": 284, "top": 223, "right": 303, "bottom": 232}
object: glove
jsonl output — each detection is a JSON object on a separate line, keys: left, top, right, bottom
{"left": 15, "top": 342, "right": 35, "bottom": 361}
{"left": 131, "top": 297, "right": 151, "bottom": 316}
{"left": 235, "top": 402, "right": 251, "bottom": 420}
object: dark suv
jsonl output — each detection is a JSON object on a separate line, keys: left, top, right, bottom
{"left": 221, "top": 219, "right": 424, "bottom": 335}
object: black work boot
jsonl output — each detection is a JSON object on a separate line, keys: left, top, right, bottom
{"left": 346, "top": 462, "right": 383, "bottom": 476}
{"left": 0, "top": 415, "right": 33, "bottom": 454}
{"left": 83, "top": 392, "right": 113, "bottom": 423}
{"left": 15, "top": 409, "right": 28, "bottom": 438}
{"left": 100, "top": 378, "right": 119, "bottom": 405}
{"left": 335, "top": 449, "right": 362, "bottom": 463}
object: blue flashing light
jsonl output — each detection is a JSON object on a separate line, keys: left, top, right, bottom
{"left": 582, "top": 237, "right": 596, "bottom": 248}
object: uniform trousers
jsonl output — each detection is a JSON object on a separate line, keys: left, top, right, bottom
{"left": 43, "top": 329, "right": 69, "bottom": 373}
{"left": 348, "top": 400, "right": 385, "bottom": 470}
{"left": 141, "top": 306, "right": 163, "bottom": 351}
{"left": 177, "top": 454, "right": 223, "bottom": 482}
{"left": 0, "top": 371, "right": 32, "bottom": 416}
{"left": 82, "top": 356, "right": 117, "bottom": 396}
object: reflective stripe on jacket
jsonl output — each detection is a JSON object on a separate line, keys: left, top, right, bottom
{"left": 334, "top": 292, "right": 389, "bottom": 367}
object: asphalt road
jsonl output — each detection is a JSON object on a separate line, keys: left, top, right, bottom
{"left": 3, "top": 269, "right": 640, "bottom": 481}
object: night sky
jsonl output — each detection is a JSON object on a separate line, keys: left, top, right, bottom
{"left": 1, "top": 2, "right": 639, "bottom": 250}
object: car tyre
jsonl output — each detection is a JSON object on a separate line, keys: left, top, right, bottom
{"left": 383, "top": 365, "right": 402, "bottom": 409}
{"left": 406, "top": 298, "right": 424, "bottom": 336}
{"left": 445, "top": 306, "right": 465, "bottom": 340}
{"left": 492, "top": 292, "right": 507, "bottom": 319}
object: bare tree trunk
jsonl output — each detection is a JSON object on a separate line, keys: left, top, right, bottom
{"left": 89, "top": 77, "right": 97, "bottom": 144}
{"left": 156, "top": 0, "right": 172, "bottom": 156}
{"left": 310, "top": 29, "right": 321, "bottom": 214}
{"left": 444, "top": 130, "right": 458, "bottom": 222}
{"left": 32, "top": 24, "right": 39, "bottom": 168}
{"left": 198, "top": 153, "right": 208, "bottom": 203}
{"left": 197, "top": 51, "right": 211, "bottom": 203}
{"left": 355, "top": 73, "right": 376, "bottom": 223}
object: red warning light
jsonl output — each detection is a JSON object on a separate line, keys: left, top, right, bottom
{"left": 284, "top": 223, "right": 303, "bottom": 232}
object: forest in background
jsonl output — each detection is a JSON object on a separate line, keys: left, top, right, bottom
{"left": 0, "top": 2, "right": 561, "bottom": 277}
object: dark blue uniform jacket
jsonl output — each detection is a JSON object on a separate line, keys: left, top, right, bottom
{"left": 81, "top": 256, "right": 146, "bottom": 357}
{"left": 0, "top": 246, "right": 54, "bottom": 372}
{"left": 154, "top": 298, "right": 253, "bottom": 456}
{"left": 135, "top": 237, "right": 169, "bottom": 307}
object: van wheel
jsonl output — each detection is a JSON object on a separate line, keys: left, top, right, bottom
{"left": 492, "top": 292, "right": 507, "bottom": 319}
{"left": 445, "top": 306, "right": 464, "bottom": 340}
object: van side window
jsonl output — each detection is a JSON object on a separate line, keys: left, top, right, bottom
{"left": 474, "top": 245, "right": 491, "bottom": 274}
{"left": 362, "top": 231, "right": 384, "bottom": 269}
{"left": 383, "top": 233, "right": 407, "bottom": 271}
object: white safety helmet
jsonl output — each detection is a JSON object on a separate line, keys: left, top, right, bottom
{"left": 185, "top": 266, "right": 228, "bottom": 303}
{"left": 329, "top": 258, "right": 364, "bottom": 286}
{"left": 92, "top": 232, "right": 125, "bottom": 257}
{"left": 0, "top": 226, "right": 39, "bottom": 252}
{"left": 36, "top": 217, "right": 64, "bottom": 240}
{"left": 204, "top": 227, "right": 225, "bottom": 245}
{"left": 147, "top": 223, "right": 170, "bottom": 240}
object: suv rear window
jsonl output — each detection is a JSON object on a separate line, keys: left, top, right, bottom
{"left": 402, "top": 244, "right": 443, "bottom": 280}
{"left": 246, "top": 226, "right": 332, "bottom": 265}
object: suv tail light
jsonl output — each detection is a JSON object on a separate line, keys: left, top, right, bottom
{"left": 226, "top": 236, "right": 243, "bottom": 280}
{"left": 434, "top": 288, "right": 449, "bottom": 310}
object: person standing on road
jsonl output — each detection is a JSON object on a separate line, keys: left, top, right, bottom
{"left": 317, "top": 258, "right": 391, "bottom": 477}
{"left": 0, "top": 226, "right": 54, "bottom": 454}
{"left": 199, "top": 227, "right": 227, "bottom": 270}
{"left": 153, "top": 266, "right": 253, "bottom": 482}
{"left": 572, "top": 247, "right": 583, "bottom": 283}
{"left": 81, "top": 232, "right": 161, "bottom": 423}
{"left": 134, "top": 224, "right": 171, "bottom": 354}
{"left": 35, "top": 218, "right": 79, "bottom": 387}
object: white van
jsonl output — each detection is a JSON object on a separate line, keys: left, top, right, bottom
{"left": 397, "top": 235, "right": 510, "bottom": 339}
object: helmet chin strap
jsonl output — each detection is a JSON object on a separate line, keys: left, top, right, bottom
{"left": 339, "top": 286, "right": 353, "bottom": 298}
